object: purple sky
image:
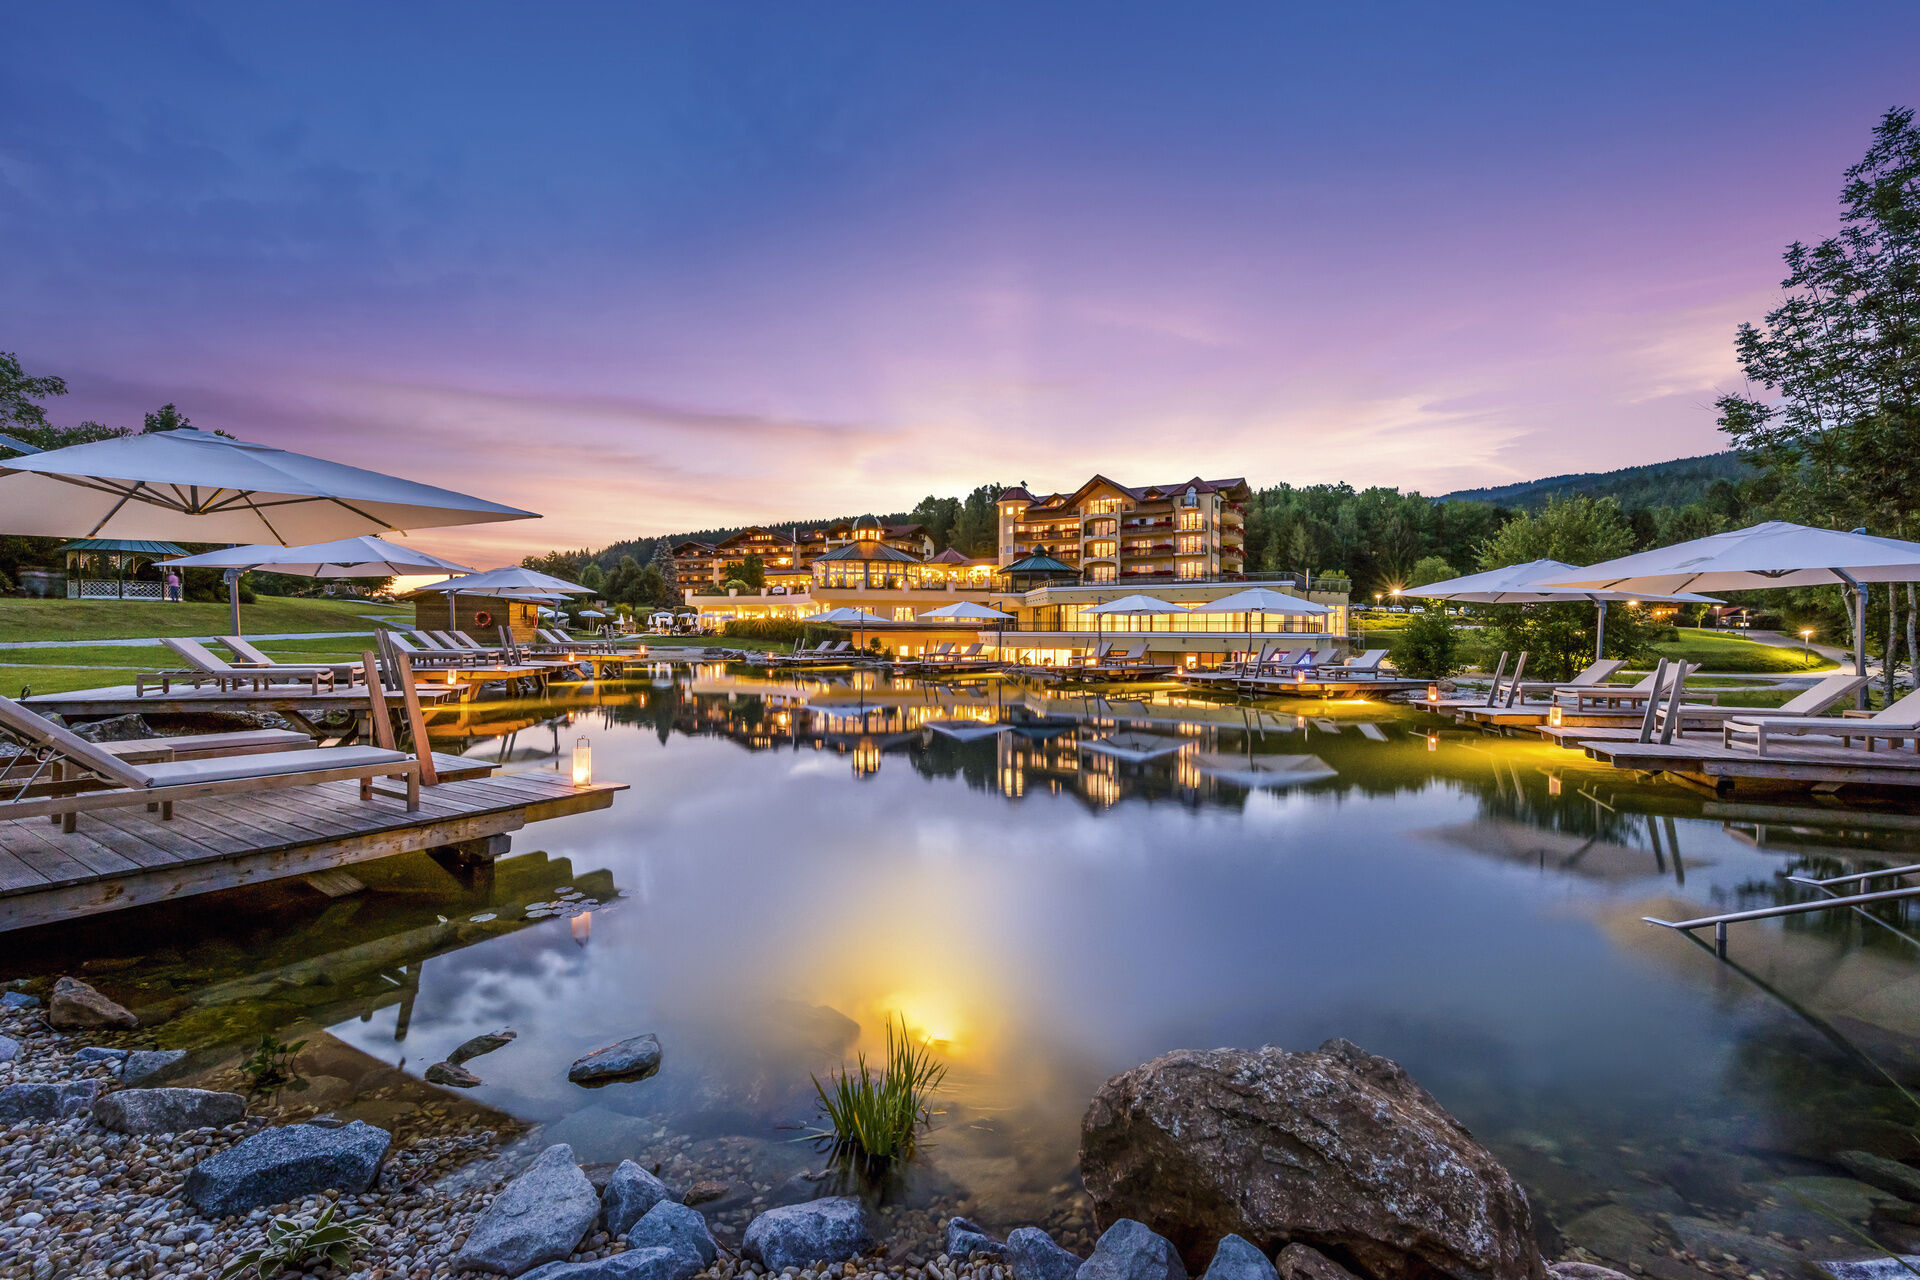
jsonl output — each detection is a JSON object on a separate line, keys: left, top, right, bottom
{"left": 5, "top": 3, "right": 1917, "bottom": 564}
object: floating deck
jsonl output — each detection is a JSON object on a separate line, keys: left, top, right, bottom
{"left": 1577, "top": 737, "right": 1920, "bottom": 792}
{"left": 0, "top": 767, "right": 624, "bottom": 932}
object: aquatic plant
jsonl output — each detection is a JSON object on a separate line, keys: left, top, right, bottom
{"left": 238, "top": 1033, "right": 306, "bottom": 1091}
{"left": 218, "top": 1203, "right": 371, "bottom": 1279}
{"left": 810, "top": 1014, "right": 947, "bottom": 1168}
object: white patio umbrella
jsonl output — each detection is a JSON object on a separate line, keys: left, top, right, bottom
{"left": 814, "top": 606, "right": 890, "bottom": 653}
{"left": 412, "top": 567, "right": 591, "bottom": 642}
{"left": 0, "top": 428, "right": 535, "bottom": 542}
{"left": 1540, "top": 522, "right": 1920, "bottom": 693}
{"left": 164, "top": 535, "right": 477, "bottom": 635}
{"left": 1083, "top": 593, "right": 1185, "bottom": 658}
{"left": 1187, "top": 587, "right": 1332, "bottom": 665}
{"left": 920, "top": 599, "right": 1018, "bottom": 656}
{"left": 577, "top": 609, "right": 607, "bottom": 618}
{"left": 1405, "top": 559, "right": 1720, "bottom": 658}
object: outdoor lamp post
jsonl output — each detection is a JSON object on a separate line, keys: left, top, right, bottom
{"left": 1801, "top": 628, "right": 1814, "bottom": 667}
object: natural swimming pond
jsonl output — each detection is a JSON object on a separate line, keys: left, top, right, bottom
{"left": 10, "top": 667, "right": 1920, "bottom": 1264}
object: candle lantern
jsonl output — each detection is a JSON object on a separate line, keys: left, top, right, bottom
{"left": 572, "top": 736, "right": 592, "bottom": 786}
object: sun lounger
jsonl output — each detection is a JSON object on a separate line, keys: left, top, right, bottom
{"left": 0, "top": 726, "right": 315, "bottom": 792}
{"left": 387, "top": 632, "right": 480, "bottom": 666}
{"left": 1724, "top": 684, "right": 1920, "bottom": 754}
{"left": 0, "top": 692, "right": 418, "bottom": 832}
{"left": 1314, "top": 649, "right": 1389, "bottom": 679}
{"left": 1553, "top": 666, "right": 1693, "bottom": 713}
{"left": 1512, "top": 659, "right": 1626, "bottom": 701}
{"left": 144, "top": 638, "right": 342, "bottom": 697}
{"left": 1650, "top": 672, "right": 1869, "bottom": 736}
{"left": 217, "top": 635, "right": 361, "bottom": 683}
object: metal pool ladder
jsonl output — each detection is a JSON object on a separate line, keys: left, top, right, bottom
{"left": 1643, "top": 862, "right": 1920, "bottom": 959}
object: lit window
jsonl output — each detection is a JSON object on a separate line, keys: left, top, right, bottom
{"left": 894, "top": 607, "right": 915, "bottom": 621}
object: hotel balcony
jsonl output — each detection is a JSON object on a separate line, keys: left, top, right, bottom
{"left": 1121, "top": 517, "right": 1173, "bottom": 531}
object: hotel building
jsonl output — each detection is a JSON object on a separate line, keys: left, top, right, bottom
{"left": 997, "top": 474, "right": 1249, "bottom": 582}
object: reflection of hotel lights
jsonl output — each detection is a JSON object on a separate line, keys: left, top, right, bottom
{"left": 852, "top": 737, "right": 882, "bottom": 779}
{"left": 1547, "top": 774, "right": 1562, "bottom": 796}
{"left": 571, "top": 911, "right": 592, "bottom": 945}
{"left": 1426, "top": 732, "right": 1438, "bottom": 752}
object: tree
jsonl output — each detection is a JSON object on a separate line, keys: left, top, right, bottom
{"left": 0, "top": 351, "right": 67, "bottom": 436}
{"left": 142, "top": 403, "right": 193, "bottom": 433}
{"left": 737, "top": 553, "right": 766, "bottom": 590}
{"left": 649, "top": 540, "right": 682, "bottom": 605}
{"left": 578, "top": 562, "right": 607, "bottom": 593}
{"left": 1390, "top": 610, "right": 1462, "bottom": 678}
{"left": 952, "top": 484, "right": 1006, "bottom": 555}
{"left": 1476, "top": 495, "right": 1635, "bottom": 570}
{"left": 1406, "top": 555, "right": 1455, "bottom": 589}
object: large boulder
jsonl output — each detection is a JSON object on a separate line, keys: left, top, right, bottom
{"left": 456, "top": 1143, "right": 601, "bottom": 1275}
{"left": 0, "top": 1080, "right": 100, "bottom": 1122}
{"left": 93, "top": 1087, "right": 245, "bottom": 1134}
{"left": 185, "top": 1120, "right": 391, "bottom": 1216}
{"left": 1080, "top": 1220, "right": 1188, "bottom": 1280}
{"left": 522, "top": 1249, "right": 686, "bottom": 1280}
{"left": 1205, "top": 1237, "right": 1281, "bottom": 1280}
{"left": 1838, "top": 1151, "right": 1920, "bottom": 1204}
{"left": 742, "top": 1196, "right": 874, "bottom": 1271}
{"left": 1276, "top": 1246, "right": 1360, "bottom": 1280}
{"left": 1008, "top": 1227, "right": 1084, "bottom": 1280}
{"left": 1079, "top": 1040, "right": 1544, "bottom": 1280}
{"left": 624, "top": 1200, "right": 717, "bottom": 1278}
{"left": 949, "top": 1217, "right": 1007, "bottom": 1259}
{"left": 118, "top": 1048, "right": 187, "bottom": 1085}
{"left": 48, "top": 976, "right": 138, "bottom": 1030}
{"left": 603, "top": 1160, "right": 677, "bottom": 1237}
{"left": 569, "top": 1034, "right": 663, "bottom": 1085}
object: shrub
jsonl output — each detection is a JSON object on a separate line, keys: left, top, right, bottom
{"left": 1390, "top": 609, "right": 1462, "bottom": 678}
{"left": 722, "top": 618, "right": 846, "bottom": 649}
{"left": 811, "top": 1015, "right": 946, "bottom": 1170}
{"left": 721, "top": 578, "right": 750, "bottom": 594}
{"left": 219, "top": 1202, "right": 371, "bottom": 1279}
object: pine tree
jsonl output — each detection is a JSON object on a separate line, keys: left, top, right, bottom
{"left": 650, "top": 541, "right": 682, "bottom": 605}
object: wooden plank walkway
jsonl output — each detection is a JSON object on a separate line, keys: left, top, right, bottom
{"left": 23, "top": 682, "right": 459, "bottom": 718}
{"left": 1577, "top": 737, "right": 1920, "bottom": 790}
{"left": 0, "top": 770, "right": 624, "bottom": 932}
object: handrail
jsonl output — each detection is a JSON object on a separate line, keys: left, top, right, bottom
{"left": 1644, "top": 881, "right": 1920, "bottom": 958}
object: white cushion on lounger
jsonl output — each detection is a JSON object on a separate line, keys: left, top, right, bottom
{"left": 136, "top": 746, "right": 413, "bottom": 787}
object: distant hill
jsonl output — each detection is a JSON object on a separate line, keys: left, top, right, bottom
{"left": 1440, "top": 451, "right": 1754, "bottom": 511}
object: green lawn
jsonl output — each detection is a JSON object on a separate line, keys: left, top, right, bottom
{"left": 1645, "top": 628, "right": 1840, "bottom": 674}
{"left": 0, "top": 596, "right": 394, "bottom": 642}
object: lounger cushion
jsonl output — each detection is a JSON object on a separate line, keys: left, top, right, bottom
{"left": 137, "top": 746, "right": 414, "bottom": 788}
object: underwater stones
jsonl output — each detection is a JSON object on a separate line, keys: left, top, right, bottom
{"left": 92, "top": 1086, "right": 245, "bottom": 1134}
{"left": 184, "top": 1120, "right": 391, "bottom": 1216}
{"left": 1007, "top": 1227, "right": 1085, "bottom": 1280}
{"left": 1665, "top": 1216, "right": 1808, "bottom": 1273}
{"left": 683, "top": 1179, "right": 730, "bottom": 1206}
{"left": 456, "top": 1142, "right": 601, "bottom": 1275}
{"left": 569, "top": 1033, "right": 662, "bottom": 1085}
{"left": 0, "top": 1079, "right": 100, "bottom": 1122}
{"left": 1560, "top": 1205, "right": 1662, "bottom": 1262}
{"left": 1202, "top": 1236, "right": 1280, "bottom": 1280}
{"left": 742, "top": 1196, "right": 875, "bottom": 1271}
{"left": 0, "top": 990, "right": 39, "bottom": 1010}
{"left": 1079, "top": 1219, "right": 1189, "bottom": 1280}
{"left": 1837, "top": 1152, "right": 1920, "bottom": 1204}
{"left": 428, "top": 1060, "right": 484, "bottom": 1088}
{"left": 451, "top": 1029, "right": 518, "bottom": 1065}
{"left": 603, "top": 1160, "right": 677, "bottom": 1237}
{"left": 119, "top": 1048, "right": 187, "bottom": 1084}
{"left": 48, "top": 976, "right": 138, "bottom": 1030}
{"left": 1079, "top": 1039, "right": 1545, "bottom": 1280}
{"left": 948, "top": 1216, "right": 1007, "bottom": 1258}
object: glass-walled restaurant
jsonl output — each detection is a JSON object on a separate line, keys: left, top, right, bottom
{"left": 1021, "top": 601, "right": 1348, "bottom": 636}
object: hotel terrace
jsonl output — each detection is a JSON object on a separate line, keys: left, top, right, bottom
{"left": 680, "top": 477, "right": 1349, "bottom": 666}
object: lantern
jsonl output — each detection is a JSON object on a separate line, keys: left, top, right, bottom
{"left": 1549, "top": 704, "right": 1564, "bottom": 728}
{"left": 572, "top": 736, "right": 592, "bottom": 786}
{"left": 1426, "top": 683, "right": 1440, "bottom": 703}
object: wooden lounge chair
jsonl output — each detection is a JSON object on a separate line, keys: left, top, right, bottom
{"left": 1315, "top": 649, "right": 1389, "bottom": 679}
{"left": 0, "top": 726, "right": 314, "bottom": 792}
{"left": 219, "top": 635, "right": 362, "bottom": 682}
{"left": 1724, "top": 684, "right": 1920, "bottom": 754}
{"left": 1512, "top": 659, "right": 1626, "bottom": 701}
{"left": 1651, "top": 672, "right": 1868, "bottom": 736}
{"left": 0, "top": 691, "right": 418, "bottom": 833}
{"left": 1553, "top": 666, "right": 1692, "bottom": 713}
{"left": 147, "top": 638, "right": 341, "bottom": 696}
{"left": 386, "top": 632, "right": 476, "bottom": 666}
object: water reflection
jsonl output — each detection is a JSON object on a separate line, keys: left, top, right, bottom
{"left": 5, "top": 669, "right": 1919, "bottom": 1262}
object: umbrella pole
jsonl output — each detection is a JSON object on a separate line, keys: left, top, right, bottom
{"left": 224, "top": 568, "right": 243, "bottom": 637}
{"left": 1837, "top": 571, "right": 1869, "bottom": 709}
{"left": 1594, "top": 600, "right": 1607, "bottom": 660}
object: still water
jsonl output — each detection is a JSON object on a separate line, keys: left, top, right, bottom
{"left": 12, "top": 667, "right": 1920, "bottom": 1258}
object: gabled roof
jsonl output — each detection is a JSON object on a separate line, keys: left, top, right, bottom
{"left": 997, "top": 486, "right": 1033, "bottom": 502}
{"left": 1019, "top": 474, "right": 1250, "bottom": 515}
{"left": 716, "top": 526, "right": 798, "bottom": 550}
{"left": 1001, "top": 553, "right": 1078, "bottom": 575}
{"left": 671, "top": 539, "right": 716, "bottom": 554}
{"left": 813, "top": 540, "right": 919, "bottom": 563}
{"left": 928, "top": 547, "right": 971, "bottom": 564}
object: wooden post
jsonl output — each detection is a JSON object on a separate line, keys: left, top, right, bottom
{"left": 361, "top": 652, "right": 397, "bottom": 751}
{"left": 391, "top": 652, "right": 439, "bottom": 787}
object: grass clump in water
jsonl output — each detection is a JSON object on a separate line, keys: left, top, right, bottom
{"left": 810, "top": 1014, "right": 947, "bottom": 1168}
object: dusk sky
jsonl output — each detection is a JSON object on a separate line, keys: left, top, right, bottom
{"left": 6, "top": 3, "right": 1918, "bottom": 564}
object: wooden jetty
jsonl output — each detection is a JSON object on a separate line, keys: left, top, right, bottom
{"left": 23, "top": 681, "right": 459, "bottom": 738}
{"left": 1574, "top": 736, "right": 1920, "bottom": 793}
{"left": 0, "top": 766, "right": 624, "bottom": 933}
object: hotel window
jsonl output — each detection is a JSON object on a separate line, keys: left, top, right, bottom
{"left": 1177, "top": 560, "right": 1204, "bottom": 579}
{"left": 1088, "top": 497, "right": 1126, "bottom": 515}
{"left": 1177, "top": 510, "right": 1205, "bottom": 531}
{"left": 1087, "top": 539, "right": 1116, "bottom": 558}
{"left": 1087, "top": 518, "right": 1116, "bottom": 537}
{"left": 894, "top": 607, "right": 915, "bottom": 622}
{"left": 1177, "top": 534, "right": 1205, "bottom": 555}
{"left": 1088, "top": 564, "right": 1116, "bottom": 582}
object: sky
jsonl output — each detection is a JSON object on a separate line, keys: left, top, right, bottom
{"left": 4, "top": 3, "right": 1918, "bottom": 565}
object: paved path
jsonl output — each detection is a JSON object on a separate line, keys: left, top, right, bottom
{"left": 0, "top": 629, "right": 383, "bottom": 651}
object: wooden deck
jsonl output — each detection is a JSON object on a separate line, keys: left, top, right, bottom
{"left": 24, "top": 682, "right": 458, "bottom": 718}
{"left": 1576, "top": 736, "right": 1920, "bottom": 791}
{"left": 0, "top": 769, "right": 624, "bottom": 932}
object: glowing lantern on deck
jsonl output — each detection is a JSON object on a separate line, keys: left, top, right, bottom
{"left": 572, "top": 736, "right": 592, "bottom": 786}
{"left": 1549, "top": 704, "right": 1564, "bottom": 728}
{"left": 1426, "top": 683, "right": 1440, "bottom": 703}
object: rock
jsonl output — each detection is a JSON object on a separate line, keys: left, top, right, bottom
{"left": 47, "top": 976, "right": 138, "bottom": 1030}
{"left": 568, "top": 1033, "right": 662, "bottom": 1085}
{"left": 1274, "top": 1245, "right": 1357, "bottom": 1280}
{"left": 119, "top": 1048, "right": 188, "bottom": 1084}
{"left": 1838, "top": 1152, "right": 1920, "bottom": 1205}
{"left": 741, "top": 1196, "right": 875, "bottom": 1271}
{"left": 0, "top": 991, "right": 38, "bottom": 1010}
{"left": 73, "top": 1045, "right": 131, "bottom": 1065}
{"left": 1548, "top": 1266, "right": 1634, "bottom": 1280}
{"left": 1665, "top": 1216, "right": 1807, "bottom": 1273}
{"left": 1009, "top": 1227, "right": 1085, "bottom": 1280}
{"left": 1205, "top": 1237, "right": 1280, "bottom": 1280}
{"left": 427, "top": 1060, "right": 483, "bottom": 1088}
{"left": 0, "top": 1080, "right": 100, "bottom": 1122}
{"left": 92, "top": 1087, "right": 246, "bottom": 1134}
{"left": 71, "top": 714, "right": 155, "bottom": 742}
{"left": 684, "top": 1179, "right": 731, "bottom": 1206}
{"left": 0, "top": 1034, "right": 16, "bottom": 1064}
{"left": 522, "top": 1248, "right": 687, "bottom": 1280}
{"left": 1080, "top": 1039, "right": 1545, "bottom": 1279}
{"left": 456, "top": 1142, "right": 600, "bottom": 1275}
{"left": 949, "top": 1216, "right": 1007, "bottom": 1259}
{"left": 604, "top": 1161, "right": 677, "bottom": 1237}
{"left": 624, "top": 1200, "right": 718, "bottom": 1277}
{"left": 1560, "top": 1205, "right": 1662, "bottom": 1261}
{"left": 450, "top": 1029, "right": 518, "bottom": 1065}
{"left": 1080, "top": 1219, "right": 1188, "bottom": 1280}
{"left": 1817, "top": 1260, "right": 1920, "bottom": 1280}
{"left": 184, "top": 1120, "right": 391, "bottom": 1215}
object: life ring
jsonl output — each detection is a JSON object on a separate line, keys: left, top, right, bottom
{"left": 472, "top": 609, "right": 493, "bottom": 626}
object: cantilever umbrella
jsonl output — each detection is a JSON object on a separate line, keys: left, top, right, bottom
{"left": 814, "top": 606, "right": 890, "bottom": 654}
{"left": 1405, "top": 559, "right": 1719, "bottom": 659}
{"left": 412, "top": 567, "right": 591, "bottom": 641}
{"left": 165, "top": 535, "right": 476, "bottom": 635}
{"left": 1186, "top": 587, "right": 1332, "bottom": 666}
{"left": 920, "top": 599, "right": 1017, "bottom": 657}
{"left": 0, "top": 427, "right": 536, "bottom": 543}
{"left": 1083, "top": 593, "right": 1185, "bottom": 658}
{"left": 1540, "top": 521, "right": 1920, "bottom": 691}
